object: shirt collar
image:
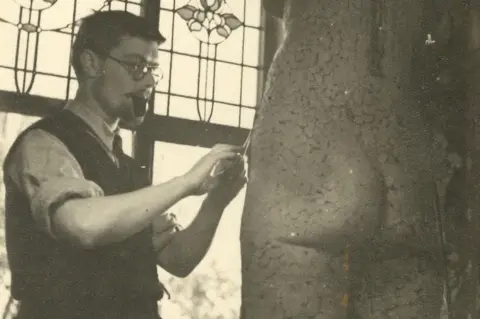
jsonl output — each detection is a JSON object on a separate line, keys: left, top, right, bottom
{"left": 64, "top": 101, "right": 118, "bottom": 151}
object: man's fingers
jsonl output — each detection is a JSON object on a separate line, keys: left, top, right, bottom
{"left": 217, "top": 151, "right": 242, "bottom": 160}
{"left": 153, "top": 227, "right": 176, "bottom": 252}
{"left": 229, "top": 174, "right": 247, "bottom": 194}
{"left": 209, "top": 152, "right": 244, "bottom": 175}
{"left": 153, "top": 213, "right": 178, "bottom": 233}
{"left": 210, "top": 144, "right": 244, "bottom": 154}
{"left": 220, "top": 167, "right": 247, "bottom": 188}
{"left": 221, "top": 159, "right": 245, "bottom": 178}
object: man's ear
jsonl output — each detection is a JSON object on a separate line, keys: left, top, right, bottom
{"left": 79, "top": 49, "right": 104, "bottom": 78}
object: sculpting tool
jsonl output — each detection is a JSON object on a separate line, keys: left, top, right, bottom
{"left": 242, "top": 130, "right": 252, "bottom": 157}
{"left": 209, "top": 130, "right": 252, "bottom": 177}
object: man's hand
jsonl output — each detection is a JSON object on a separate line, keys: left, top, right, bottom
{"left": 183, "top": 144, "right": 244, "bottom": 196}
{"left": 208, "top": 155, "right": 247, "bottom": 207}
{"left": 153, "top": 212, "right": 181, "bottom": 253}
{"left": 155, "top": 157, "right": 247, "bottom": 276}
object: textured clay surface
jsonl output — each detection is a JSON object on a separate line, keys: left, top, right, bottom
{"left": 240, "top": 0, "right": 444, "bottom": 318}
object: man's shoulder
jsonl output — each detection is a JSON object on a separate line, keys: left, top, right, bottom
{"left": 15, "top": 128, "right": 63, "bottom": 149}
{"left": 3, "top": 126, "right": 68, "bottom": 172}
{"left": 5, "top": 111, "right": 77, "bottom": 161}
{"left": 7, "top": 114, "right": 60, "bottom": 151}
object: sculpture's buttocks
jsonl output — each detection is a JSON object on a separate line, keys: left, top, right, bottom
{"left": 247, "top": 102, "right": 385, "bottom": 252}
{"left": 240, "top": 0, "right": 443, "bottom": 318}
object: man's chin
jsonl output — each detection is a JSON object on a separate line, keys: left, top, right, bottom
{"left": 119, "top": 116, "right": 145, "bottom": 130}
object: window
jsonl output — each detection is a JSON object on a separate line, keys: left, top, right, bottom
{"left": 0, "top": 0, "right": 143, "bottom": 101}
{"left": 0, "top": 1, "right": 266, "bottom": 318}
{"left": 151, "top": 2, "right": 264, "bottom": 318}
{"left": 0, "top": 1, "right": 142, "bottom": 317}
{"left": 155, "top": 0, "right": 263, "bottom": 129}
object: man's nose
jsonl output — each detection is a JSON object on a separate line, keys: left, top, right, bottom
{"left": 144, "top": 71, "right": 157, "bottom": 88}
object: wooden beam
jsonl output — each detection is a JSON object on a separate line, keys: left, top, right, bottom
{"left": 141, "top": 114, "right": 250, "bottom": 148}
{"left": 0, "top": 89, "right": 249, "bottom": 145}
{"left": 0, "top": 90, "right": 64, "bottom": 118}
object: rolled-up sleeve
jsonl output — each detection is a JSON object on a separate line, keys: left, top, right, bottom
{"left": 5, "top": 129, "right": 104, "bottom": 237}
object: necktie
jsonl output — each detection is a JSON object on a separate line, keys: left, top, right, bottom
{"left": 112, "top": 134, "right": 124, "bottom": 160}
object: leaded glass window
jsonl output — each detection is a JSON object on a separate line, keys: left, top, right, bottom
{"left": 155, "top": 0, "right": 263, "bottom": 129}
{"left": 0, "top": 0, "right": 144, "bottom": 100}
{"left": 0, "top": 2, "right": 266, "bottom": 317}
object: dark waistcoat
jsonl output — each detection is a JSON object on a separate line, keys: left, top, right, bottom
{"left": 3, "top": 110, "right": 163, "bottom": 319}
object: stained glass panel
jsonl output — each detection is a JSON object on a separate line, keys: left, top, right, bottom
{"left": 168, "top": 95, "right": 201, "bottom": 120}
{"left": 241, "top": 66, "right": 259, "bottom": 107}
{"left": 0, "top": 69, "right": 16, "bottom": 92}
{"left": 171, "top": 11, "right": 202, "bottom": 56}
{"left": 214, "top": 61, "right": 242, "bottom": 105}
{"left": 0, "top": 23, "right": 17, "bottom": 67}
{"left": 240, "top": 106, "right": 255, "bottom": 128}
{"left": 243, "top": 0, "right": 262, "bottom": 27}
{"left": 29, "top": 73, "right": 67, "bottom": 99}
{"left": 36, "top": 31, "right": 71, "bottom": 76}
{"left": 158, "top": 9, "right": 174, "bottom": 51}
{"left": 197, "top": 55, "right": 214, "bottom": 101}
{"left": 228, "top": 0, "right": 263, "bottom": 28}
{"left": 208, "top": 102, "right": 240, "bottom": 127}
{"left": 159, "top": 0, "right": 176, "bottom": 10}
{"left": 0, "top": 0, "right": 147, "bottom": 101}
{"left": 243, "top": 27, "right": 261, "bottom": 66}
{"left": 109, "top": 0, "right": 143, "bottom": 14}
{"left": 157, "top": 52, "right": 173, "bottom": 93}
{"left": 170, "top": 54, "right": 201, "bottom": 97}
{"left": 154, "top": 92, "right": 169, "bottom": 115}
{"left": 216, "top": 29, "right": 243, "bottom": 64}
{"left": 155, "top": 0, "right": 264, "bottom": 129}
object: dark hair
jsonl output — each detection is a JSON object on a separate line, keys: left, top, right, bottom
{"left": 71, "top": 10, "right": 166, "bottom": 79}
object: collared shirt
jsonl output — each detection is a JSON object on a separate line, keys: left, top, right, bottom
{"left": 5, "top": 101, "right": 120, "bottom": 236}
{"left": 66, "top": 100, "right": 119, "bottom": 153}
{"left": 6, "top": 100, "right": 178, "bottom": 240}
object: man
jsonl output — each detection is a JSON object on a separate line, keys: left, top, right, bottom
{"left": 2, "top": 10, "right": 246, "bottom": 319}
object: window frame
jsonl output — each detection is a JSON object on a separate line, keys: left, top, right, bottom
{"left": 0, "top": 0, "right": 282, "bottom": 181}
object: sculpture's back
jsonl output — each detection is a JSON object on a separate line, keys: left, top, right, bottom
{"left": 240, "top": 0, "right": 444, "bottom": 318}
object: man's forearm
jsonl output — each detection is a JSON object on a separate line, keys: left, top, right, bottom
{"left": 157, "top": 194, "right": 227, "bottom": 277}
{"left": 52, "top": 175, "right": 193, "bottom": 248}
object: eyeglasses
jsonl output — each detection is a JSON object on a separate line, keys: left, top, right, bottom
{"left": 105, "top": 54, "right": 164, "bottom": 82}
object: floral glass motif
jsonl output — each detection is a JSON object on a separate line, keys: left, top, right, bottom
{"left": 173, "top": 0, "right": 244, "bottom": 123}
{"left": 176, "top": 0, "right": 243, "bottom": 44}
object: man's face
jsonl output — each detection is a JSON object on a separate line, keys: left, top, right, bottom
{"left": 92, "top": 35, "right": 160, "bottom": 128}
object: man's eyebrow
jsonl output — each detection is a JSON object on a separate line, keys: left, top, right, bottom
{"left": 122, "top": 53, "right": 159, "bottom": 66}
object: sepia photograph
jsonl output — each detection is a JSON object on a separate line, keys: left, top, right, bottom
{"left": 0, "top": 0, "right": 477, "bottom": 318}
